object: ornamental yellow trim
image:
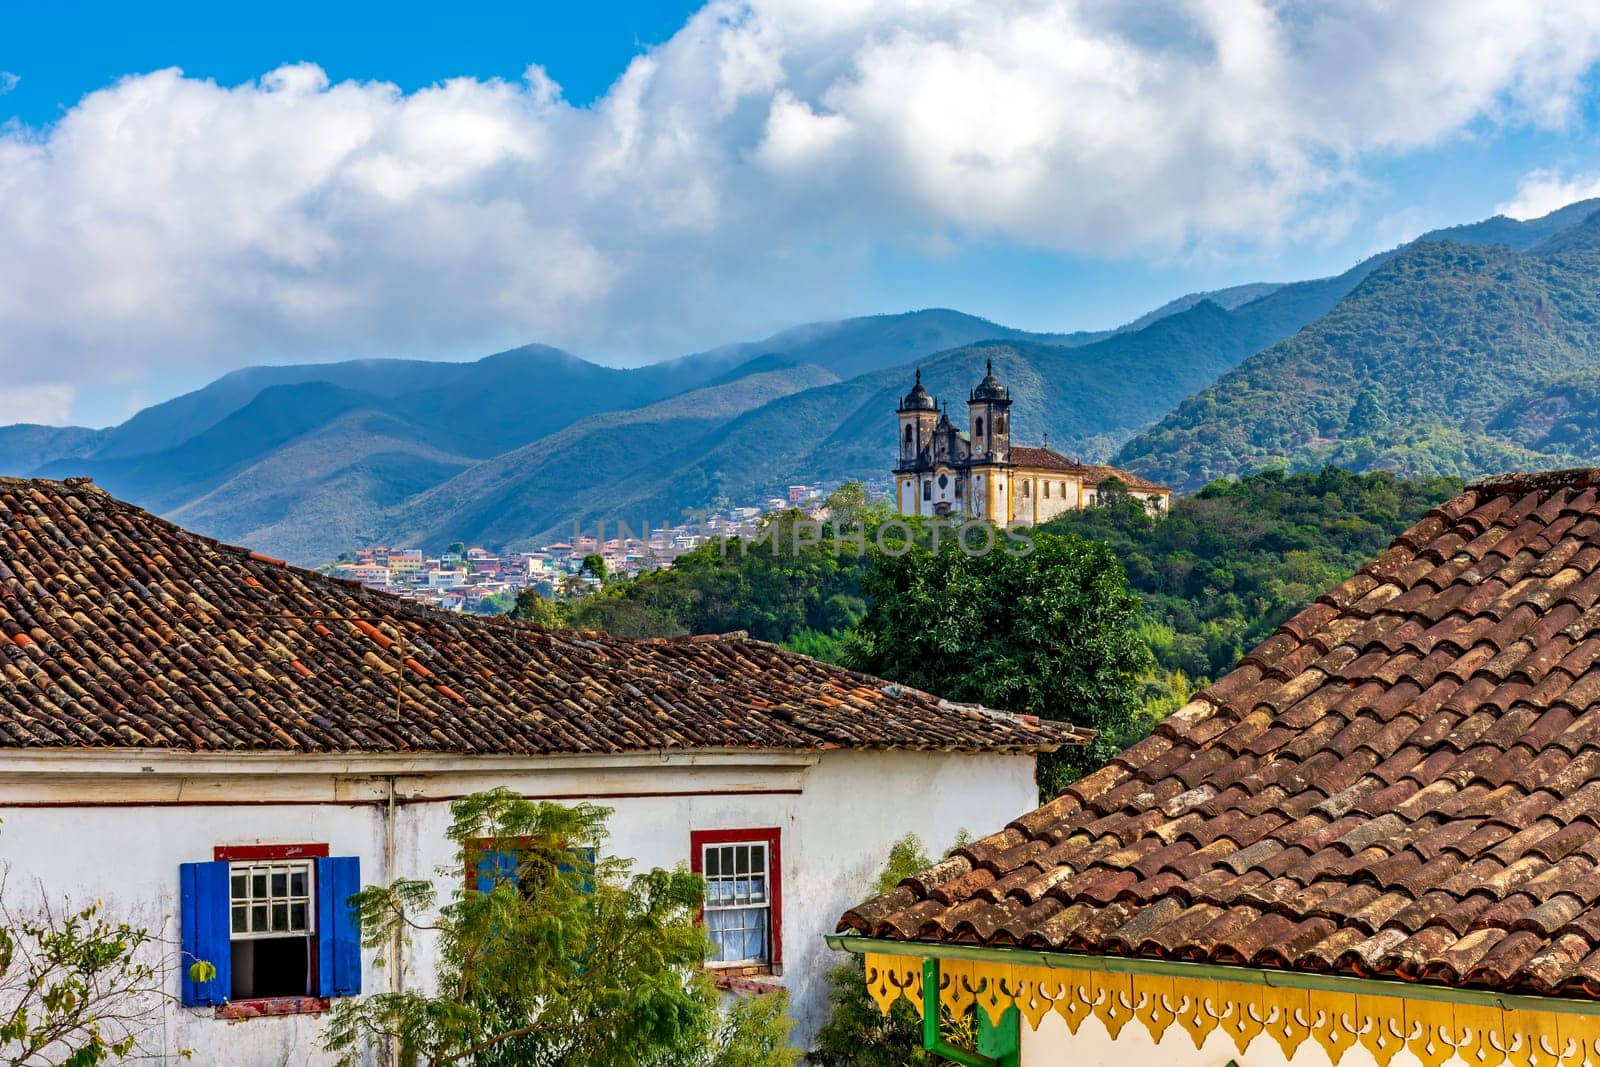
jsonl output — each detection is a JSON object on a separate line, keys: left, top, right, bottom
{"left": 862, "top": 953, "right": 1600, "bottom": 1067}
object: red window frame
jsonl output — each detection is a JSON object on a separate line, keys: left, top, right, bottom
{"left": 689, "top": 827, "right": 782, "bottom": 966}
{"left": 213, "top": 842, "right": 330, "bottom": 1012}
{"left": 214, "top": 843, "right": 329, "bottom": 862}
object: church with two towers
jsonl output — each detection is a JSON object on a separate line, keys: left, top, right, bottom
{"left": 893, "top": 362, "right": 1171, "bottom": 525}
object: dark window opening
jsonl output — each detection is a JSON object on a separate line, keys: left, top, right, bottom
{"left": 903, "top": 424, "right": 912, "bottom": 444}
{"left": 975, "top": 417, "right": 984, "bottom": 438}
{"left": 231, "top": 936, "right": 312, "bottom": 1000}
{"left": 922, "top": 481, "right": 931, "bottom": 501}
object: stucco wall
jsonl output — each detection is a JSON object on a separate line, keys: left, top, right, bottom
{"left": 0, "top": 746, "right": 1038, "bottom": 1064}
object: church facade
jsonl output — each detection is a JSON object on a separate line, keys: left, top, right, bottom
{"left": 893, "top": 363, "right": 1171, "bottom": 524}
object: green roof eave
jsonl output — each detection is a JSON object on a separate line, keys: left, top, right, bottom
{"left": 824, "top": 934, "right": 1600, "bottom": 1018}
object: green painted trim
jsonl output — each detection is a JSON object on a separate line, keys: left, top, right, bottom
{"left": 827, "top": 934, "right": 1600, "bottom": 1018}
{"left": 923, "top": 958, "right": 999, "bottom": 1067}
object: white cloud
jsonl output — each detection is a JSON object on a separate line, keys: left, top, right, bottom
{"left": 4, "top": 0, "right": 1600, "bottom": 424}
{"left": 0, "top": 386, "right": 75, "bottom": 426}
{"left": 0, "top": 72, "right": 17, "bottom": 95}
{"left": 1497, "top": 168, "right": 1600, "bottom": 219}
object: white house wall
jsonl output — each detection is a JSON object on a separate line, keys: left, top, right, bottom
{"left": 0, "top": 747, "right": 1037, "bottom": 1064}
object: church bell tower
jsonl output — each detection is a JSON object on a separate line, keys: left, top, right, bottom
{"left": 897, "top": 368, "right": 938, "bottom": 467}
{"left": 968, "top": 358, "right": 1011, "bottom": 463}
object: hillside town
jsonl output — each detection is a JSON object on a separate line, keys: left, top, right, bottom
{"left": 327, "top": 483, "right": 832, "bottom": 611}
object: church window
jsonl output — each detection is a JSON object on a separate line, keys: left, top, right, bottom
{"left": 923, "top": 481, "right": 931, "bottom": 501}
{"left": 975, "top": 417, "right": 984, "bottom": 438}
{"left": 903, "top": 424, "right": 912, "bottom": 444}
{"left": 955, "top": 480, "right": 962, "bottom": 498}
{"left": 996, "top": 415, "right": 1006, "bottom": 434}
{"left": 1060, "top": 481, "right": 1066, "bottom": 495}
{"left": 1022, "top": 482, "right": 1029, "bottom": 498}
{"left": 1044, "top": 482, "right": 1050, "bottom": 499}
{"left": 938, "top": 474, "right": 949, "bottom": 490}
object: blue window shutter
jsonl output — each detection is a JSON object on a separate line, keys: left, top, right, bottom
{"left": 562, "top": 847, "right": 597, "bottom": 894}
{"left": 475, "top": 849, "right": 519, "bottom": 893}
{"left": 316, "top": 856, "right": 362, "bottom": 997}
{"left": 179, "top": 861, "right": 231, "bottom": 1007}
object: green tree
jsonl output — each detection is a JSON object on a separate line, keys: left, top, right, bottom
{"left": 322, "top": 789, "right": 797, "bottom": 1067}
{"left": 506, "top": 588, "right": 570, "bottom": 627}
{"left": 0, "top": 887, "right": 178, "bottom": 1064}
{"left": 845, "top": 530, "right": 1151, "bottom": 786}
{"left": 824, "top": 482, "right": 888, "bottom": 532}
{"left": 579, "top": 554, "right": 608, "bottom": 581}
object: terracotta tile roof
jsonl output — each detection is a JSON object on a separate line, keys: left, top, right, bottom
{"left": 840, "top": 468, "right": 1600, "bottom": 999}
{"left": 0, "top": 478, "right": 1085, "bottom": 755}
{"left": 1007, "top": 448, "right": 1170, "bottom": 493}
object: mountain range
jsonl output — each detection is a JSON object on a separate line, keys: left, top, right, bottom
{"left": 8, "top": 197, "right": 1600, "bottom": 564}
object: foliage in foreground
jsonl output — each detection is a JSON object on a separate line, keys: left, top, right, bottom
{"left": 813, "top": 833, "right": 975, "bottom": 1066}
{"left": 812, "top": 835, "right": 935, "bottom": 1066}
{"left": 322, "top": 789, "right": 797, "bottom": 1067}
{"left": 0, "top": 882, "right": 173, "bottom": 1065}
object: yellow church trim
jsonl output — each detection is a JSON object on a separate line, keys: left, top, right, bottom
{"left": 860, "top": 952, "right": 1600, "bottom": 1067}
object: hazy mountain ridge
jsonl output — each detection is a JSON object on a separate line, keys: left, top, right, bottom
{"left": 9, "top": 199, "right": 1600, "bottom": 563}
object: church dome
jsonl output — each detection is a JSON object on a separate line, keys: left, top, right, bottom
{"left": 970, "top": 358, "right": 1008, "bottom": 402}
{"left": 899, "top": 368, "right": 936, "bottom": 411}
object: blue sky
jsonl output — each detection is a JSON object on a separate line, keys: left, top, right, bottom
{"left": 4, "top": 1, "right": 1600, "bottom": 427}
{"left": 0, "top": 1, "right": 701, "bottom": 120}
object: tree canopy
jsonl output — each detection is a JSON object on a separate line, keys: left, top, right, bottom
{"left": 322, "top": 789, "right": 796, "bottom": 1067}
{"left": 844, "top": 530, "right": 1151, "bottom": 782}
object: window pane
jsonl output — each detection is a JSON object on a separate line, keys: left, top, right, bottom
{"left": 271, "top": 903, "right": 289, "bottom": 931}
{"left": 271, "top": 870, "right": 288, "bottom": 896}
{"left": 252, "top": 872, "right": 267, "bottom": 898}
{"left": 290, "top": 870, "right": 307, "bottom": 896}
{"left": 232, "top": 906, "right": 247, "bottom": 933}
{"left": 231, "top": 873, "right": 247, "bottom": 900}
{"left": 252, "top": 905, "right": 268, "bottom": 930}
{"left": 290, "top": 903, "right": 307, "bottom": 930}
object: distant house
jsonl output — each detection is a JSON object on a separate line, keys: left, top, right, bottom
{"left": 837, "top": 467, "right": 1600, "bottom": 1066}
{"left": 0, "top": 477, "right": 1084, "bottom": 1063}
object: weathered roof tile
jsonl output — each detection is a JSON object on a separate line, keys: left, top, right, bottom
{"left": 839, "top": 468, "right": 1600, "bottom": 1003}
{"left": 0, "top": 478, "right": 1083, "bottom": 757}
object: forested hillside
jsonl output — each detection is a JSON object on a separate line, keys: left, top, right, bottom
{"left": 1117, "top": 219, "right": 1600, "bottom": 489}
{"left": 1041, "top": 467, "right": 1462, "bottom": 678}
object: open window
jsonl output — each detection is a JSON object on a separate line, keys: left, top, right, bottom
{"left": 229, "top": 858, "right": 315, "bottom": 1000}
{"left": 179, "top": 844, "right": 361, "bottom": 1012}
{"left": 691, "top": 828, "right": 782, "bottom": 969}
